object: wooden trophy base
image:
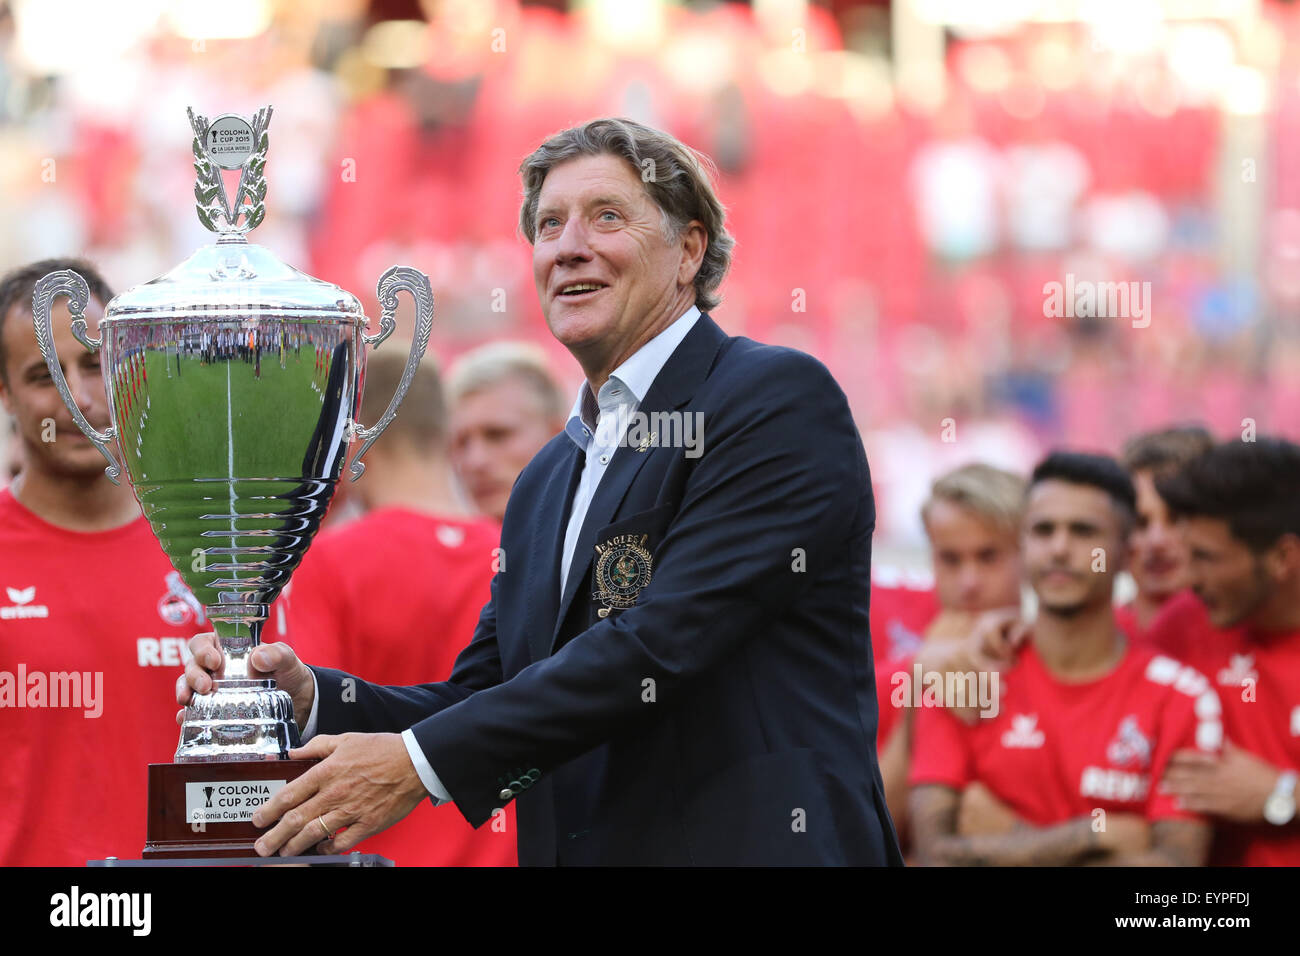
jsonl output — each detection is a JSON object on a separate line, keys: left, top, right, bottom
{"left": 144, "top": 758, "right": 320, "bottom": 859}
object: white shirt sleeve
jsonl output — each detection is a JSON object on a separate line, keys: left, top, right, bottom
{"left": 300, "top": 668, "right": 321, "bottom": 741}
{"left": 402, "top": 729, "right": 452, "bottom": 804}
{"left": 301, "top": 668, "right": 451, "bottom": 805}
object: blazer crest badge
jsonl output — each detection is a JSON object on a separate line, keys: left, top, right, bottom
{"left": 592, "top": 533, "right": 654, "bottom": 618}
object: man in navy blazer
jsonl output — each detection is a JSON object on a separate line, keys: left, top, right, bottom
{"left": 180, "top": 118, "right": 902, "bottom": 866}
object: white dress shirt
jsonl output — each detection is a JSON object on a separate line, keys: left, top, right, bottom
{"left": 303, "top": 305, "right": 703, "bottom": 806}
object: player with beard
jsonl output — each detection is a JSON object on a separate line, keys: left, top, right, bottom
{"left": 0, "top": 258, "right": 203, "bottom": 865}
{"left": 1156, "top": 438, "right": 1300, "bottom": 865}
{"left": 909, "top": 452, "right": 1217, "bottom": 866}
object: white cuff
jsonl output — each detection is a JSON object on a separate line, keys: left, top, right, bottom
{"left": 300, "top": 669, "right": 320, "bottom": 741}
{"left": 402, "top": 728, "right": 452, "bottom": 805}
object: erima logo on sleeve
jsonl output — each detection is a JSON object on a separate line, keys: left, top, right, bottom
{"left": 2, "top": 586, "right": 48, "bottom": 619}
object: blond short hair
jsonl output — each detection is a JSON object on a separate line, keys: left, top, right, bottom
{"left": 446, "top": 341, "right": 566, "bottom": 425}
{"left": 920, "top": 463, "right": 1027, "bottom": 537}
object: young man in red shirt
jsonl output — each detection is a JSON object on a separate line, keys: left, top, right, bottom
{"left": 875, "top": 463, "right": 1025, "bottom": 837}
{"left": 1155, "top": 438, "right": 1300, "bottom": 866}
{"left": 909, "top": 452, "right": 1217, "bottom": 866}
{"left": 0, "top": 258, "right": 203, "bottom": 865}
{"left": 284, "top": 350, "right": 514, "bottom": 866}
{"left": 1116, "top": 426, "right": 1215, "bottom": 650}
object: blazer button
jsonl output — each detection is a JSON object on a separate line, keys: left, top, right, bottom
{"left": 498, "top": 788, "right": 513, "bottom": 801}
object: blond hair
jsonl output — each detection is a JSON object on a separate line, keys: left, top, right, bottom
{"left": 446, "top": 341, "right": 566, "bottom": 425}
{"left": 921, "top": 463, "right": 1027, "bottom": 537}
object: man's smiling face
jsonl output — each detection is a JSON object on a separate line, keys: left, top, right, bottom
{"left": 531, "top": 153, "right": 701, "bottom": 374}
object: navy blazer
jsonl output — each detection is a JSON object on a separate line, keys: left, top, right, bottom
{"left": 311, "top": 313, "right": 903, "bottom": 865}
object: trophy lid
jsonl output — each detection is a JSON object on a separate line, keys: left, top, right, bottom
{"left": 103, "top": 242, "right": 365, "bottom": 324}
{"left": 103, "top": 105, "right": 364, "bottom": 325}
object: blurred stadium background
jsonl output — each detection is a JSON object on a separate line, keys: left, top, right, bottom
{"left": 1, "top": 0, "right": 1296, "bottom": 569}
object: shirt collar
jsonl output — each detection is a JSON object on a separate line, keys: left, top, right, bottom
{"left": 564, "top": 305, "right": 701, "bottom": 449}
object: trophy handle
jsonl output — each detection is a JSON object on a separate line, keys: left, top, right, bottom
{"left": 31, "top": 270, "right": 123, "bottom": 484}
{"left": 347, "top": 265, "right": 434, "bottom": 480}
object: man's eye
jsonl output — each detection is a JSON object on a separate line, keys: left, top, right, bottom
{"left": 599, "top": 210, "right": 619, "bottom": 221}
{"left": 539, "top": 217, "right": 559, "bottom": 230}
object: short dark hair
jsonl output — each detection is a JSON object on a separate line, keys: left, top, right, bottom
{"left": 1156, "top": 438, "right": 1300, "bottom": 553}
{"left": 0, "top": 258, "right": 114, "bottom": 384}
{"left": 1029, "top": 451, "right": 1137, "bottom": 533}
{"left": 1121, "top": 425, "right": 1215, "bottom": 477}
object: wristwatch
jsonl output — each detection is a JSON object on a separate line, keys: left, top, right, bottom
{"left": 1263, "top": 770, "right": 1298, "bottom": 826}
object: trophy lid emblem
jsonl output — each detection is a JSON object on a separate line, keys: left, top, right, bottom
{"left": 187, "top": 106, "right": 271, "bottom": 236}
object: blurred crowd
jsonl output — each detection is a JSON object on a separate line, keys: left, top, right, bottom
{"left": 4, "top": 0, "right": 1300, "bottom": 548}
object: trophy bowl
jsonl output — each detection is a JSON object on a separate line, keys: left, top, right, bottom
{"left": 32, "top": 106, "right": 433, "bottom": 766}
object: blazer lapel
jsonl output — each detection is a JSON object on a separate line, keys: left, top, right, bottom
{"left": 548, "top": 314, "right": 729, "bottom": 653}
{"left": 526, "top": 441, "right": 585, "bottom": 662}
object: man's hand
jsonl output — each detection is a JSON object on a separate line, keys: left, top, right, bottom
{"left": 913, "top": 608, "right": 1026, "bottom": 720}
{"left": 924, "top": 609, "right": 978, "bottom": 642}
{"left": 1164, "top": 740, "right": 1280, "bottom": 823}
{"left": 175, "top": 633, "right": 316, "bottom": 731}
{"left": 250, "top": 732, "right": 429, "bottom": 857}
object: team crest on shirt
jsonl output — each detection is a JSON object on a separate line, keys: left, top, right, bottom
{"left": 157, "top": 571, "right": 205, "bottom": 627}
{"left": 1001, "top": 713, "right": 1045, "bottom": 749}
{"left": 1105, "top": 715, "right": 1153, "bottom": 769}
{"left": 1216, "top": 653, "right": 1257, "bottom": 688}
{"left": 592, "top": 533, "right": 653, "bottom": 618}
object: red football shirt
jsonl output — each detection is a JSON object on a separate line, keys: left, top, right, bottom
{"left": 870, "top": 581, "right": 939, "bottom": 748}
{"left": 870, "top": 581, "right": 939, "bottom": 663}
{"left": 283, "top": 507, "right": 516, "bottom": 866}
{"left": 876, "top": 654, "right": 916, "bottom": 749}
{"left": 1116, "top": 590, "right": 1210, "bottom": 663}
{"left": 910, "top": 640, "right": 1220, "bottom": 827}
{"left": 0, "top": 488, "right": 203, "bottom": 865}
{"left": 1147, "top": 595, "right": 1300, "bottom": 866}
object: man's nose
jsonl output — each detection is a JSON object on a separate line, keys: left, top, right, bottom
{"left": 66, "top": 366, "right": 103, "bottom": 415}
{"left": 554, "top": 216, "right": 593, "bottom": 264}
{"left": 460, "top": 437, "right": 491, "bottom": 472}
{"left": 958, "top": 565, "right": 982, "bottom": 597}
{"left": 1049, "top": 528, "right": 1072, "bottom": 557}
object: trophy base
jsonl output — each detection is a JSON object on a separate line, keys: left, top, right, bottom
{"left": 143, "top": 758, "right": 320, "bottom": 859}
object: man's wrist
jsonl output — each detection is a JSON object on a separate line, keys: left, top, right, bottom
{"left": 298, "top": 668, "right": 321, "bottom": 740}
{"left": 1264, "top": 769, "right": 1298, "bottom": 825}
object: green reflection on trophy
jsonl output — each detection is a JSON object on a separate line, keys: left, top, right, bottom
{"left": 32, "top": 106, "right": 433, "bottom": 761}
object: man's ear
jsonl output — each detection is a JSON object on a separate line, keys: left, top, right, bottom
{"left": 1265, "top": 533, "right": 1300, "bottom": 581}
{"left": 678, "top": 220, "right": 707, "bottom": 288}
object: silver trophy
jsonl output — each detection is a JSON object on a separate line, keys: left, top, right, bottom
{"left": 33, "top": 107, "right": 433, "bottom": 763}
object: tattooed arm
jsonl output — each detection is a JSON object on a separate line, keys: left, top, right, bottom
{"left": 909, "top": 784, "right": 1147, "bottom": 866}
{"left": 1086, "top": 820, "right": 1210, "bottom": 867}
